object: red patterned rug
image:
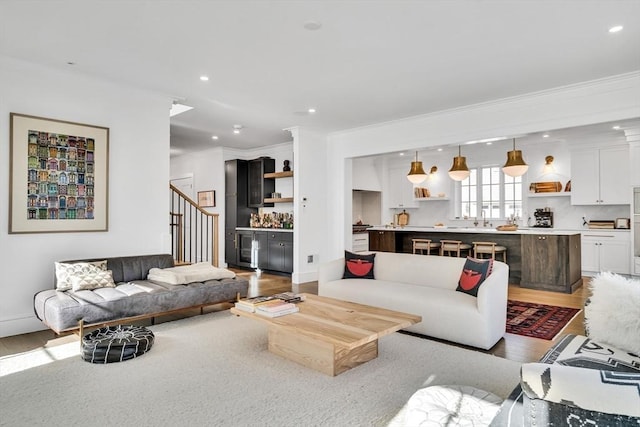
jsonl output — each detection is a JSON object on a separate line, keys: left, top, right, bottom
{"left": 506, "top": 300, "right": 581, "bottom": 340}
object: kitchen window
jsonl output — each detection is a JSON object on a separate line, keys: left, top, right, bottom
{"left": 458, "top": 166, "right": 522, "bottom": 220}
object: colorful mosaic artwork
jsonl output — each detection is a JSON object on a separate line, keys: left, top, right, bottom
{"left": 26, "top": 130, "right": 95, "bottom": 220}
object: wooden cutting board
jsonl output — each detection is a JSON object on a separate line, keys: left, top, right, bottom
{"left": 398, "top": 210, "right": 409, "bottom": 226}
{"left": 530, "top": 181, "right": 563, "bottom": 193}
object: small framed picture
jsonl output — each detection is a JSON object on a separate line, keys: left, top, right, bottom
{"left": 615, "top": 218, "right": 630, "bottom": 229}
{"left": 197, "top": 190, "right": 215, "bottom": 207}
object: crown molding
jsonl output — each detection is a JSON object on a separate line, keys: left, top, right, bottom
{"left": 330, "top": 71, "right": 640, "bottom": 139}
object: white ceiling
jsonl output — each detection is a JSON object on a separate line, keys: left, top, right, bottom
{"left": 1, "top": 1, "right": 639, "bottom": 156}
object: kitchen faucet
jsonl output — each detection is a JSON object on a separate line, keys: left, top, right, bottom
{"left": 482, "top": 210, "right": 488, "bottom": 227}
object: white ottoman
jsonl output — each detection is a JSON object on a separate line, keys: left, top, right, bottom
{"left": 403, "top": 385, "right": 503, "bottom": 426}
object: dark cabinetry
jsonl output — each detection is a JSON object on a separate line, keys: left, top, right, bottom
{"left": 248, "top": 158, "right": 275, "bottom": 207}
{"left": 224, "top": 229, "right": 238, "bottom": 267}
{"left": 233, "top": 229, "right": 293, "bottom": 273}
{"left": 368, "top": 230, "right": 397, "bottom": 252}
{"left": 237, "top": 230, "right": 254, "bottom": 268}
{"left": 267, "top": 231, "right": 293, "bottom": 273}
{"left": 225, "top": 157, "right": 292, "bottom": 272}
{"left": 521, "top": 234, "right": 582, "bottom": 293}
{"left": 225, "top": 160, "right": 256, "bottom": 267}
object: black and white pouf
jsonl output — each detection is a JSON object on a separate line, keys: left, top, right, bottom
{"left": 81, "top": 325, "right": 154, "bottom": 363}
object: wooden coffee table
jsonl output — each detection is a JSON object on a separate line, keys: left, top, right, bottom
{"left": 230, "top": 293, "right": 421, "bottom": 376}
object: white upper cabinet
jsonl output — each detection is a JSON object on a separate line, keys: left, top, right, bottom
{"left": 388, "top": 166, "right": 418, "bottom": 209}
{"left": 570, "top": 146, "right": 630, "bottom": 205}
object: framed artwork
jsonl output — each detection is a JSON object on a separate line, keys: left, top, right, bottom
{"left": 197, "top": 190, "right": 216, "bottom": 207}
{"left": 9, "top": 113, "right": 109, "bottom": 233}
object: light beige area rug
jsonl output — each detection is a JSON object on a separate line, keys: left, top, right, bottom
{"left": 0, "top": 310, "right": 520, "bottom": 426}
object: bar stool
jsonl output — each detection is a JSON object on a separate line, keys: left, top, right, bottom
{"left": 472, "top": 241, "right": 507, "bottom": 262}
{"left": 439, "top": 240, "right": 472, "bottom": 257}
{"left": 412, "top": 238, "right": 441, "bottom": 255}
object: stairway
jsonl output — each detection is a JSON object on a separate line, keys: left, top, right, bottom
{"left": 169, "top": 184, "right": 219, "bottom": 266}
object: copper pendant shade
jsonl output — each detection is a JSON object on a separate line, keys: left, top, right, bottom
{"left": 448, "top": 146, "right": 470, "bottom": 181}
{"left": 502, "top": 138, "right": 529, "bottom": 177}
{"left": 407, "top": 151, "right": 428, "bottom": 184}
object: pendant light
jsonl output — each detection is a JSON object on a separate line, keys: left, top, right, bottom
{"left": 407, "top": 151, "right": 428, "bottom": 184}
{"left": 502, "top": 138, "right": 529, "bottom": 177}
{"left": 448, "top": 146, "right": 470, "bottom": 181}
{"left": 542, "top": 155, "right": 555, "bottom": 174}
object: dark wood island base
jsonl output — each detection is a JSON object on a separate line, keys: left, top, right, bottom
{"left": 368, "top": 227, "right": 582, "bottom": 293}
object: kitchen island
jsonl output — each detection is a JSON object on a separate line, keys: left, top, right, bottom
{"left": 367, "top": 226, "right": 582, "bottom": 293}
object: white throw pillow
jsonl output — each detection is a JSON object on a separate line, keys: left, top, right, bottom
{"left": 70, "top": 270, "right": 116, "bottom": 291}
{"left": 147, "top": 262, "right": 236, "bottom": 285}
{"left": 585, "top": 272, "right": 640, "bottom": 355}
{"left": 55, "top": 260, "right": 108, "bottom": 291}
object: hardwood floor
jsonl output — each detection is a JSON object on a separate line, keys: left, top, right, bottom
{"left": 491, "top": 282, "right": 589, "bottom": 363}
{"left": 0, "top": 269, "right": 590, "bottom": 363}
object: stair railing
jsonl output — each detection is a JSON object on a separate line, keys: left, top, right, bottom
{"left": 169, "top": 184, "right": 219, "bottom": 267}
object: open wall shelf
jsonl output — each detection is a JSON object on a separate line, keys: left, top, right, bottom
{"left": 528, "top": 192, "right": 570, "bottom": 198}
{"left": 264, "top": 170, "right": 294, "bottom": 203}
{"left": 415, "top": 197, "right": 450, "bottom": 201}
{"left": 264, "top": 197, "right": 294, "bottom": 204}
{"left": 264, "top": 171, "right": 293, "bottom": 179}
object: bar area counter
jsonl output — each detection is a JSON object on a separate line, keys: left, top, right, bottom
{"left": 367, "top": 226, "right": 582, "bottom": 293}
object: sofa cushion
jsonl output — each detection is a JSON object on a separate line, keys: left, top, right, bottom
{"left": 55, "top": 260, "right": 108, "bottom": 291}
{"left": 585, "top": 272, "right": 640, "bottom": 355}
{"left": 70, "top": 269, "right": 116, "bottom": 291}
{"left": 456, "top": 257, "right": 493, "bottom": 297}
{"left": 343, "top": 251, "right": 375, "bottom": 279}
{"left": 147, "top": 262, "right": 236, "bottom": 285}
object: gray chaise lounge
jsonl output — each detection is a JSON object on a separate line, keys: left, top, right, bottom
{"left": 34, "top": 254, "right": 249, "bottom": 335}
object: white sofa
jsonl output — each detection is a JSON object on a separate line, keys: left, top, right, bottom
{"left": 318, "top": 252, "right": 509, "bottom": 350}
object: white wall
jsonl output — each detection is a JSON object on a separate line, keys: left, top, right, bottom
{"left": 0, "top": 56, "right": 171, "bottom": 337}
{"left": 326, "top": 72, "right": 640, "bottom": 259}
{"left": 291, "top": 127, "right": 328, "bottom": 283}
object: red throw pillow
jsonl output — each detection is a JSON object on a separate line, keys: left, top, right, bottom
{"left": 343, "top": 251, "right": 375, "bottom": 279}
{"left": 456, "top": 257, "right": 493, "bottom": 297}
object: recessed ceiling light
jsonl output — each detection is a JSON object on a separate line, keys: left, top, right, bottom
{"left": 612, "top": 125, "right": 621, "bottom": 130}
{"left": 464, "top": 136, "right": 507, "bottom": 145}
{"left": 486, "top": 142, "right": 492, "bottom": 145}
{"left": 169, "top": 102, "right": 194, "bottom": 117}
{"left": 303, "top": 21, "right": 322, "bottom": 31}
{"left": 437, "top": 148, "right": 443, "bottom": 152}
{"left": 211, "top": 135, "right": 219, "bottom": 140}
{"left": 609, "top": 25, "right": 623, "bottom": 33}
{"left": 308, "top": 108, "right": 316, "bottom": 114}
{"left": 543, "top": 134, "right": 550, "bottom": 138}
{"left": 399, "top": 152, "right": 405, "bottom": 156}
{"left": 233, "top": 124, "right": 243, "bottom": 134}
{"left": 200, "top": 75, "right": 209, "bottom": 81}
{"left": 66, "top": 61, "right": 76, "bottom": 66}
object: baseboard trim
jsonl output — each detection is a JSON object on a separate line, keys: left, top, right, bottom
{"left": 0, "top": 314, "right": 47, "bottom": 338}
{"left": 292, "top": 270, "right": 318, "bottom": 284}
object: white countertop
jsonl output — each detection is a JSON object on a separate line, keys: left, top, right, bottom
{"left": 367, "top": 225, "right": 585, "bottom": 235}
{"left": 236, "top": 227, "right": 293, "bottom": 233}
